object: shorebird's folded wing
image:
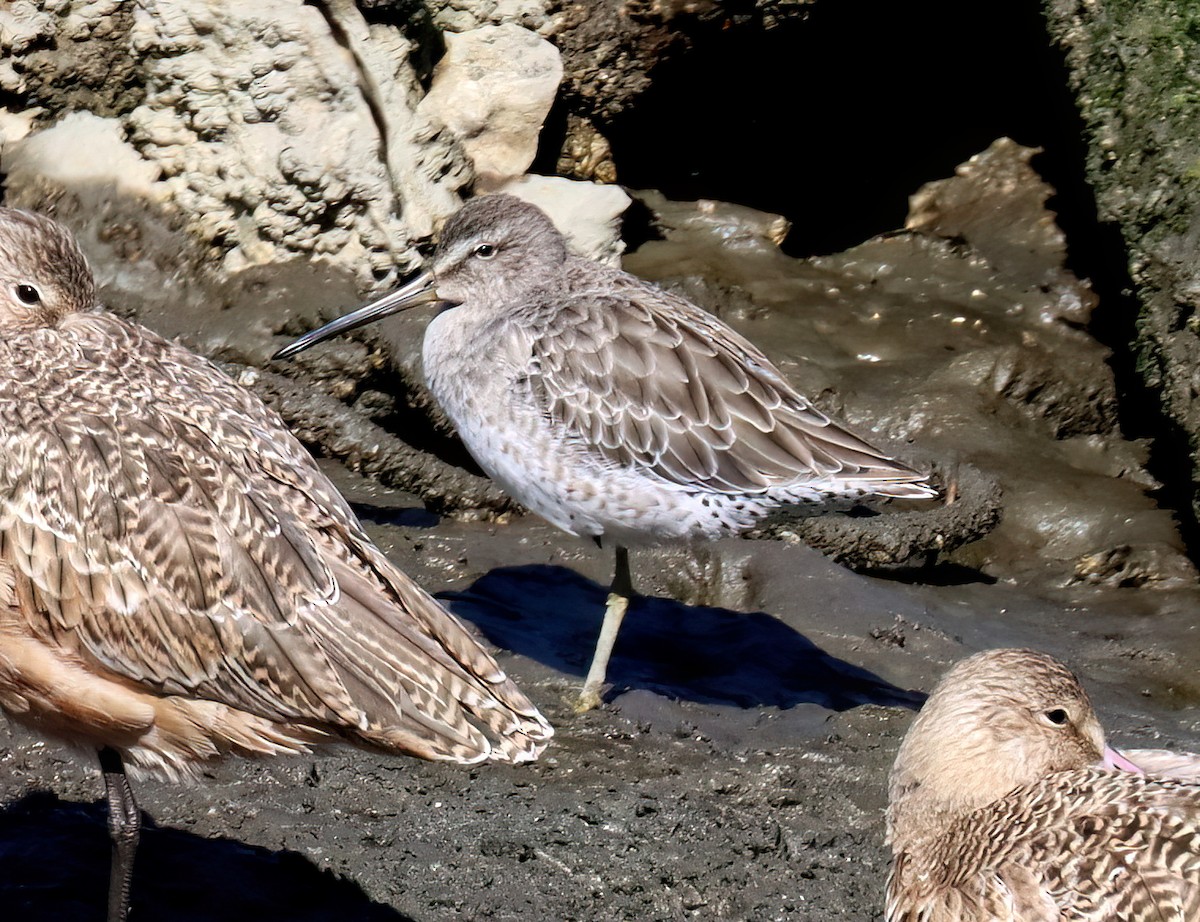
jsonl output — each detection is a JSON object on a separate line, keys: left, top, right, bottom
{"left": 0, "top": 322, "right": 550, "bottom": 763}
{"left": 0, "top": 409, "right": 358, "bottom": 726}
{"left": 530, "top": 284, "right": 932, "bottom": 498}
{"left": 888, "top": 832, "right": 1060, "bottom": 922}
{"left": 888, "top": 774, "right": 1200, "bottom": 922}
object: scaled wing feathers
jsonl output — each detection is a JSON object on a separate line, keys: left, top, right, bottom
{"left": 887, "top": 771, "right": 1200, "bottom": 921}
{"left": 529, "top": 281, "right": 930, "bottom": 498}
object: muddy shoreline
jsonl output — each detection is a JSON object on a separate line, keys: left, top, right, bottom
{"left": 2, "top": 463, "right": 1196, "bottom": 921}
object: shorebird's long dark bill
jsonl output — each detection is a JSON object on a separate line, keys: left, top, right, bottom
{"left": 273, "top": 272, "right": 439, "bottom": 360}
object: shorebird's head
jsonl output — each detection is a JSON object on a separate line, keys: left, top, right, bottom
{"left": 0, "top": 208, "right": 95, "bottom": 332}
{"left": 430, "top": 194, "right": 568, "bottom": 308}
{"left": 887, "top": 648, "right": 1141, "bottom": 843}
{"left": 274, "top": 195, "right": 569, "bottom": 360}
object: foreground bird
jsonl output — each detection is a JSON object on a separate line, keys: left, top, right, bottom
{"left": 277, "top": 194, "right": 935, "bottom": 710}
{"left": 887, "top": 648, "right": 1200, "bottom": 921}
{"left": 0, "top": 208, "right": 552, "bottom": 922}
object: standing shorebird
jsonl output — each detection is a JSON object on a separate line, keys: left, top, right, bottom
{"left": 0, "top": 208, "right": 552, "bottom": 922}
{"left": 277, "top": 194, "right": 936, "bottom": 711}
{"left": 887, "top": 648, "right": 1200, "bottom": 921}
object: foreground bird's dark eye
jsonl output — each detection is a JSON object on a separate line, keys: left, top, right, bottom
{"left": 474, "top": 243, "right": 497, "bottom": 259}
{"left": 15, "top": 284, "right": 42, "bottom": 306}
{"left": 1044, "top": 708, "right": 1069, "bottom": 726}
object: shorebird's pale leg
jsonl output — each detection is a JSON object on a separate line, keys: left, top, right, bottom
{"left": 99, "top": 747, "right": 140, "bottom": 922}
{"left": 577, "top": 545, "right": 633, "bottom": 712}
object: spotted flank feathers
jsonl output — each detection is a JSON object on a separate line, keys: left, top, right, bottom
{"left": 0, "top": 208, "right": 551, "bottom": 780}
{"left": 886, "top": 649, "right": 1200, "bottom": 921}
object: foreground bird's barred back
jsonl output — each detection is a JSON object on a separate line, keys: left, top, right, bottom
{"left": 889, "top": 769, "right": 1200, "bottom": 920}
{"left": 886, "top": 649, "right": 1200, "bottom": 921}
{"left": 0, "top": 210, "right": 550, "bottom": 777}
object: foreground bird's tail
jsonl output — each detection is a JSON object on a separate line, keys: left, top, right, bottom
{"left": 315, "top": 544, "right": 553, "bottom": 765}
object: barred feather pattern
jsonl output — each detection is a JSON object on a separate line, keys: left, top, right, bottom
{"left": 0, "top": 306, "right": 551, "bottom": 778}
{"left": 886, "top": 649, "right": 1200, "bottom": 922}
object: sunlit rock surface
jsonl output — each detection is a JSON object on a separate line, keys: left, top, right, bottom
{"left": 420, "top": 24, "right": 562, "bottom": 188}
{"left": 0, "top": 0, "right": 483, "bottom": 293}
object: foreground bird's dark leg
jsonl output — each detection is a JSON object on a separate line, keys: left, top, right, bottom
{"left": 577, "top": 545, "right": 633, "bottom": 712}
{"left": 99, "top": 746, "right": 140, "bottom": 922}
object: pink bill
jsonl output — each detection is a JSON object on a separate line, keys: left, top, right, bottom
{"left": 1102, "top": 745, "right": 1144, "bottom": 774}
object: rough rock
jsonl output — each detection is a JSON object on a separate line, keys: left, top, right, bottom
{"left": 1, "top": 0, "right": 473, "bottom": 294}
{"left": 419, "top": 24, "right": 563, "bottom": 188}
{"left": 393, "top": 0, "right": 553, "bottom": 34}
{"left": 1043, "top": 0, "right": 1200, "bottom": 530}
{"left": 555, "top": 112, "right": 618, "bottom": 183}
{"left": 124, "top": 0, "right": 458, "bottom": 277}
{"left": 0, "top": 0, "right": 143, "bottom": 118}
{"left": 497, "top": 173, "right": 631, "bottom": 264}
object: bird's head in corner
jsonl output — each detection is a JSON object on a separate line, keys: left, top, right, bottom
{"left": 0, "top": 208, "right": 96, "bottom": 333}
{"left": 887, "top": 648, "right": 1139, "bottom": 840}
{"left": 428, "top": 194, "right": 570, "bottom": 309}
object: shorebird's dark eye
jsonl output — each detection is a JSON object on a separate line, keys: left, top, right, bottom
{"left": 15, "top": 284, "right": 41, "bottom": 306}
{"left": 474, "top": 243, "right": 496, "bottom": 260}
{"left": 1044, "top": 708, "right": 1069, "bottom": 726}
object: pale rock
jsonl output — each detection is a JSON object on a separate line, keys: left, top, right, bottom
{"left": 428, "top": 0, "right": 552, "bottom": 35}
{"left": 420, "top": 24, "right": 562, "bottom": 189}
{"left": 5, "top": 0, "right": 475, "bottom": 289}
{"left": 0, "top": 107, "right": 41, "bottom": 153}
{"left": 2, "top": 111, "right": 164, "bottom": 200}
{"left": 0, "top": 2, "right": 55, "bottom": 58}
{"left": 496, "top": 174, "right": 630, "bottom": 266}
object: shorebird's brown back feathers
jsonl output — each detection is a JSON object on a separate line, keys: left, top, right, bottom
{"left": 0, "top": 312, "right": 551, "bottom": 769}
{"left": 887, "top": 649, "right": 1200, "bottom": 922}
{"left": 887, "top": 850, "right": 1055, "bottom": 922}
{"left": 888, "top": 769, "right": 1200, "bottom": 922}
{"left": 529, "top": 275, "right": 934, "bottom": 500}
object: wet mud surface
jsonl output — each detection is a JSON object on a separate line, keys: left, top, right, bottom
{"left": 1, "top": 143, "right": 1198, "bottom": 921}
{"left": 1, "top": 463, "right": 1198, "bottom": 921}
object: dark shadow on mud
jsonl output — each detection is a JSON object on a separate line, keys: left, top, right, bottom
{"left": 443, "top": 565, "right": 926, "bottom": 711}
{"left": 863, "top": 562, "right": 998, "bottom": 587}
{"left": 348, "top": 499, "right": 441, "bottom": 530}
{"left": 0, "top": 792, "right": 409, "bottom": 922}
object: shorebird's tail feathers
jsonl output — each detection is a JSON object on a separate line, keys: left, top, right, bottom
{"left": 317, "top": 552, "right": 553, "bottom": 765}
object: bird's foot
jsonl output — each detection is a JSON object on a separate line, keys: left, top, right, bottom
{"left": 573, "top": 685, "right": 605, "bottom": 714}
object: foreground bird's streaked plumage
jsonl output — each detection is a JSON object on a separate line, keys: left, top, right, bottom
{"left": 886, "top": 648, "right": 1200, "bottom": 921}
{"left": 277, "top": 194, "right": 936, "bottom": 710}
{"left": 0, "top": 208, "right": 552, "bottom": 922}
